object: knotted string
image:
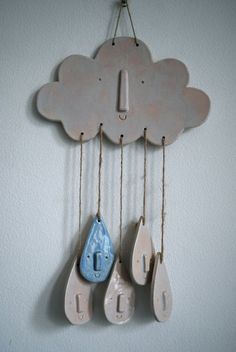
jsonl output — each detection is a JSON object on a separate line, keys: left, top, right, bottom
{"left": 97, "top": 124, "right": 103, "bottom": 221}
{"left": 119, "top": 134, "right": 124, "bottom": 262}
{"left": 78, "top": 132, "right": 84, "bottom": 252}
{"left": 142, "top": 128, "right": 147, "bottom": 225}
{"left": 160, "top": 136, "right": 166, "bottom": 263}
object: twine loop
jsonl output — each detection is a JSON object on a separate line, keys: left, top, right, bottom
{"left": 112, "top": 0, "right": 138, "bottom": 46}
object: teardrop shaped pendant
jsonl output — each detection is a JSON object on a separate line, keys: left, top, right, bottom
{"left": 104, "top": 258, "right": 135, "bottom": 325}
{"left": 151, "top": 252, "right": 172, "bottom": 322}
{"left": 64, "top": 257, "right": 93, "bottom": 325}
{"left": 130, "top": 216, "right": 155, "bottom": 285}
{"left": 80, "top": 216, "right": 115, "bottom": 283}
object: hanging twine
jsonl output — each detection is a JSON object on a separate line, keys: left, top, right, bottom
{"left": 142, "top": 128, "right": 147, "bottom": 225}
{"left": 160, "top": 136, "right": 166, "bottom": 263}
{"left": 97, "top": 124, "right": 103, "bottom": 221}
{"left": 119, "top": 134, "right": 124, "bottom": 262}
{"left": 78, "top": 132, "right": 84, "bottom": 252}
{"left": 112, "top": 0, "right": 138, "bottom": 46}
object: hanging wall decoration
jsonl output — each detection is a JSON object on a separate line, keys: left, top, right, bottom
{"left": 37, "top": 0, "right": 210, "bottom": 325}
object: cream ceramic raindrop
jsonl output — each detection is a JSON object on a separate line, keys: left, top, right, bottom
{"left": 64, "top": 257, "right": 93, "bottom": 325}
{"left": 151, "top": 253, "right": 172, "bottom": 322}
{"left": 104, "top": 258, "right": 135, "bottom": 325}
{"left": 130, "top": 216, "right": 154, "bottom": 285}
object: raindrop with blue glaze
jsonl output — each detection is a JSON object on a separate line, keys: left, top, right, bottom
{"left": 80, "top": 216, "right": 115, "bottom": 283}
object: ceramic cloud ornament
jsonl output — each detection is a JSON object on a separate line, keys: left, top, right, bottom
{"left": 37, "top": 37, "right": 210, "bottom": 146}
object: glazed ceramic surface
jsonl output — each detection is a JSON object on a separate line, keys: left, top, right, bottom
{"left": 80, "top": 216, "right": 115, "bottom": 283}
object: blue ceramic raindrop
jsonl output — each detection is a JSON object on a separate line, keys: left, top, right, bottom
{"left": 80, "top": 216, "right": 115, "bottom": 283}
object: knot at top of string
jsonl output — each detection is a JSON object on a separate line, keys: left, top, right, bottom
{"left": 121, "top": 0, "right": 128, "bottom": 7}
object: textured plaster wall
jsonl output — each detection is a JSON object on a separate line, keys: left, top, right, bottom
{"left": 1, "top": 0, "right": 236, "bottom": 351}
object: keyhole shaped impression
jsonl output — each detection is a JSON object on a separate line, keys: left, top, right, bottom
{"left": 162, "top": 291, "right": 167, "bottom": 312}
{"left": 118, "top": 69, "right": 129, "bottom": 120}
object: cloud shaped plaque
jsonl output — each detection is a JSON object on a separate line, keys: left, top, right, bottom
{"left": 37, "top": 37, "right": 210, "bottom": 145}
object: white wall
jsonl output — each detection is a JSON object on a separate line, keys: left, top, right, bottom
{"left": 1, "top": 0, "right": 236, "bottom": 351}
